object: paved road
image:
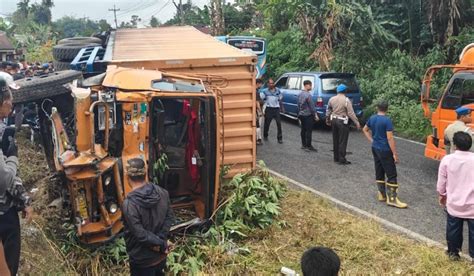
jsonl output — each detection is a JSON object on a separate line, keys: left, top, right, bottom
{"left": 257, "top": 118, "right": 452, "bottom": 244}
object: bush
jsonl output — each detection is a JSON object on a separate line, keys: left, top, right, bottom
{"left": 167, "top": 162, "right": 287, "bottom": 274}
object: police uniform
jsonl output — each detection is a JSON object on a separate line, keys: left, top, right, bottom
{"left": 326, "top": 84, "right": 360, "bottom": 164}
{"left": 260, "top": 87, "right": 283, "bottom": 143}
{"left": 444, "top": 106, "right": 474, "bottom": 154}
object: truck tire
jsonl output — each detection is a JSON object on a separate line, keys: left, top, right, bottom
{"left": 53, "top": 43, "right": 100, "bottom": 61}
{"left": 53, "top": 61, "right": 71, "bottom": 71}
{"left": 12, "top": 70, "right": 83, "bottom": 104}
{"left": 58, "top": 37, "right": 102, "bottom": 45}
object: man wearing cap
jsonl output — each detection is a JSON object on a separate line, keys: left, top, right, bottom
{"left": 444, "top": 106, "right": 474, "bottom": 154}
{"left": 326, "top": 84, "right": 361, "bottom": 165}
{"left": 0, "top": 76, "right": 33, "bottom": 276}
{"left": 122, "top": 158, "right": 175, "bottom": 276}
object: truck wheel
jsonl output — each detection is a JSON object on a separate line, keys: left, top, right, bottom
{"left": 12, "top": 70, "right": 82, "bottom": 104}
{"left": 53, "top": 43, "right": 100, "bottom": 61}
{"left": 58, "top": 37, "right": 102, "bottom": 45}
{"left": 53, "top": 61, "right": 71, "bottom": 71}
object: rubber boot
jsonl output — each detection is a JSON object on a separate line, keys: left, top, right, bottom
{"left": 376, "top": 181, "right": 386, "bottom": 202}
{"left": 385, "top": 182, "right": 408, "bottom": 208}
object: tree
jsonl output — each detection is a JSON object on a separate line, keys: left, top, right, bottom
{"left": 165, "top": 3, "right": 210, "bottom": 26}
{"left": 29, "top": 0, "right": 54, "bottom": 25}
{"left": 131, "top": 15, "right": 141, "bottom": 28}
{"left": 17, "top": 0, "right": 30, "bottom": 18}
{"left": 150, "top": 16, "right": 160, "bottom": 27}
{"left": 53, "top": 16, "right": 101, "bottom": 38}
{"left": 223, "top": 3, "right": 255, "bottom": 34}
{"left": 98, "top": 19, "right": 111, "bottom": 32}
{"left": 210, "top": 0, "right": 225, "bottom": 35}
{"left": 427, "top": 0, "right": 472, "bottom": 45}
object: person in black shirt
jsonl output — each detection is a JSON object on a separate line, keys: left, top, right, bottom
{"left": 122, "top": 158, "right": 175, "bottom": 276}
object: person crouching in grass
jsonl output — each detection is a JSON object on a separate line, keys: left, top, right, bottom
{"left": 437, "top": 131, "right": 474, "bottom": 260}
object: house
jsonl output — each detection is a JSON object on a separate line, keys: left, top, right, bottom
{"left": 0, "top": 31, "right": 14, "bottom": 61}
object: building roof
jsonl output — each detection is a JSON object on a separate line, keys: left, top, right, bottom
{"left": 109, "top": 26, "right": 255, "bottom": 62}
{"left": 0, "top": 32, "right": 14, "bottom": 51}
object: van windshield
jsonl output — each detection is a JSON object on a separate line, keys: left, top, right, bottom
{"left": 321, "top": 75, "right": 358, "bottom": 94}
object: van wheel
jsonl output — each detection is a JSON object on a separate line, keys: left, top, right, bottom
{"left": 53, "top": 43, "right": 100, "bottom": 61}
{"left": 13, "top": 70, "right": 82, "bottom": 104}
{"left": 58, "top": 37, "right": 103, "bottom": 45}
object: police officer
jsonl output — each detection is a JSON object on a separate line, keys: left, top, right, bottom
{"left": 298, "top": 80, "right": 319, "bottom": 151}
{"left": 260, "top": 78, "right": 283, "bottom": 144}
{"left": 444, "top": 106, "right": 474, "bottom": 154}
{"left": 326, "top": 84, "right": 361, "bottom": 165}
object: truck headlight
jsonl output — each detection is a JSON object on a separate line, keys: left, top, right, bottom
{"left": 104, "top": 176, "right": 112, "bottom": 186}
{"left": 108, "top": 202, "right": 118, "bottom": 214}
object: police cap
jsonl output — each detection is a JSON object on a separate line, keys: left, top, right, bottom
{"left": 455, "top": 106, "right": 471, "bottom": 116}
{"left": 336, "top": 84, "right": 347, "bottom": 93}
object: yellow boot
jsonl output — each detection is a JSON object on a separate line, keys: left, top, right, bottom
{"left": 385, "top": 182, "right": 408, "bottom": 208}
{"left": 376, "top": 181, "right": 386, "bottom": 202}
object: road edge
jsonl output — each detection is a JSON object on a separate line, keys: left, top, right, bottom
{"left": 267, "top": 168, "right": 472, "bottom": 261}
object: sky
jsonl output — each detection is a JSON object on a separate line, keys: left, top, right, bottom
{"left": 0, "top": 0, "right": 211, "bottom": 26}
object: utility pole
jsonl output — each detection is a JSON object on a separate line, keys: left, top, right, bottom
{"left": 173, "top": 0, "right": 185, "bottom": 25}
{"left": 109, "top": 4, "right": 120, "bottom": 29}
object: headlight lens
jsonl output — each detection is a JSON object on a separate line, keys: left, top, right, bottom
{"left": 108, "top": 202, "right": 118, "bottom": 214}
{"left": 104, "top": 176, "right": 112, "bottom": 186}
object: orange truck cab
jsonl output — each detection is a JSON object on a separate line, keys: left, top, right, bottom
{"left": 38, "top": 27, "right": 257, "bottom": 244}
{"left": 421, "top": 43, "right": 474, "bottom": 160}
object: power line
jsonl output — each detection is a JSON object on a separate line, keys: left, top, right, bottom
{"left": 108, "top": 4, "right": 121, "bottom": 29}
{"left": 142, "top": 0, "right": 171, "bottom": 21}
{"left": 117, "top": 1, "right": 158, "bottom": 18}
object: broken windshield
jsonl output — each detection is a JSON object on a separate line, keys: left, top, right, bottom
{"left": 152, "top": 77, "right": 205, "bottom": 92}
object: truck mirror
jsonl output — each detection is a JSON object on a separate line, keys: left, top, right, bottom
{"left": 421, "top": 83, "right": 427, "bottom": 100}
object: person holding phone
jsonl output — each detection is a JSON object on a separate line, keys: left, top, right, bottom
{"left": 0, "top": 76, "right": 33, "bottom": 276}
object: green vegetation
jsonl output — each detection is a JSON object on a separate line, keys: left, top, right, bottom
{"left": 167, "top": 161, "right": 286, "bottom": 274}
{"left": 251, "top": 0, "right": 474, "bottom": 140}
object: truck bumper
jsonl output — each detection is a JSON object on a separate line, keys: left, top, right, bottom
{"left": 424, "top": 135, "right": 445, "bottom": 161}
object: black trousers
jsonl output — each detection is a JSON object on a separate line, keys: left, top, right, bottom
{"left": 372, "top": 148, "right": 397, "bottom": 184}
{"left": 130, "top": 260, "right": 166, "bottom": 276}
{"left": 446, "top": 212, "right": 474, "bottom": 258}
{"left": 264, "top": 107, "right": 282, "bottom": 140}
{"left": 331, "top": 118, "right": 349, "bottom": 162}
{"left": 0, "top": 208, "right": 21, "bottom": 276}
{"left": 299, "top": 115, "right": 314, "bottom": 147}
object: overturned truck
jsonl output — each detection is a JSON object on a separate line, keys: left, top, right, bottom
{"left": 13, "top": 27, "right": 257, "bottom": 243}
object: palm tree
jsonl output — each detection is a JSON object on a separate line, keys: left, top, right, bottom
{"left": 17, "top": 0, "right": 30, "bottom": 18}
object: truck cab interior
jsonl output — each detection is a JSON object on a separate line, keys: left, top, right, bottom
{"left": 149, "top": 96, "right": 217, "bottom": 228}
{"left": 441, "top": 74, "right": 474, "bottom": 109}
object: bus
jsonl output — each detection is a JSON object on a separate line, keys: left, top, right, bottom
{"left": 215, "top": 36, "right": 267, "bottom": 79}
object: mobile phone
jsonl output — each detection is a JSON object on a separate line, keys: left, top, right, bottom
{"left": 1, "top": 127, "right": 15, "bottom": 154}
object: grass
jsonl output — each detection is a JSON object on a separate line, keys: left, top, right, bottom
{"left": 14, "top": 132, "right": 474, "bottom": 275}
{"left": 201, "top": 190, "right": 474, "bottom": 274}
